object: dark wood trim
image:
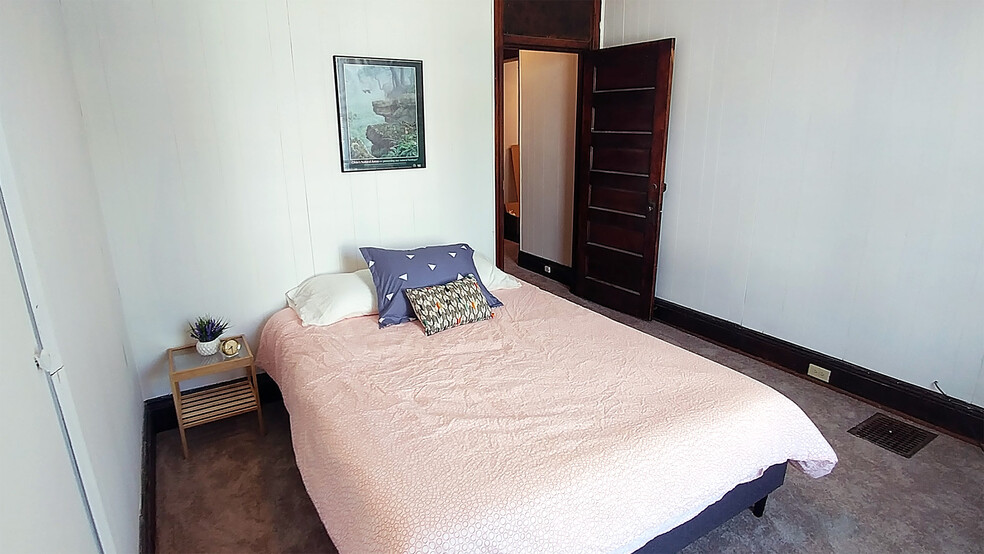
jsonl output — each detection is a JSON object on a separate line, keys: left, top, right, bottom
{"left": 652, "top": 298, "right": 984, "bottom": 445}
{"left": 503, "top": 33, "right": 590, "bottom": 51}
{"left": 571, "top": 49, "right": 592, "bottom": 299}
{"left": 645, "top": 39, "right": 675, "bottom": 321}
{"left": 139, "top": 404, "right": 156, "bottom": 554}
{"left": 590, "top": 0, "right": 601, "bottom": 49}
{"left": 139, "top": 373, "right": 284, "bottom": 553}
{"left": 517, "top": 250, "right": 573, "bottom": 286}
{"left": 569, "top": 52, "right": 586, "bottom": 288}
{"left": 494, "top": 0, "right": 505, "bottom": 269}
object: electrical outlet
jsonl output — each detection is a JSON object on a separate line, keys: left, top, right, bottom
{"left": 544, "top": 265, "right": 552, "bottom": 274}
{"left": 807, "top": 363, "right": 831, "bottom": 383}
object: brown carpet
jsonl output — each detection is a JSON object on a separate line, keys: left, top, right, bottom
{"left": 156, "top": 242, "right": 984, "bottom": 553}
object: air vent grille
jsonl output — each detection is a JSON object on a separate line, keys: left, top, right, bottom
{"left": 848, "top": 413, "right": 936, "bottom": 458}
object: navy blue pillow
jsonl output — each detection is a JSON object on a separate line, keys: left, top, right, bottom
{"left": 360, "top": 244, "right": 502, "bottom": 328}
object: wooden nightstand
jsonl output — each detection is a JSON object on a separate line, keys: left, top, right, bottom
{"left": 167, "top": 334, "right": 264, "bottom": 458}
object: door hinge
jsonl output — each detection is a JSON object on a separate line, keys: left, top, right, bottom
{"left": 35, "top": 349, "right": 64, "bottom": 375}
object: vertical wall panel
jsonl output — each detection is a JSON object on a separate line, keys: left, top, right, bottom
{"left": 601, "top": 0, "right": 624, "bottom": 46}
{"left": 604, "top": 0, "right": 984, "bottom": 405}
{"left": 518, "top": 50, "right": 578, "bottom": 267}
{"left": 264, "top": 0, "right": 316, "bottom": 280}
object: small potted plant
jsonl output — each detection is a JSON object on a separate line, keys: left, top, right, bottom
{"left": 189, "top": 315, "right": 230, "bottom": 356}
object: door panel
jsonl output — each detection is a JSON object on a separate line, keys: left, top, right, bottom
{"left": 588, "top": 170, "right": 650, "bottom": 193}
{"left": 585, "top": 244, "right": 644, "bottom": 291}
{"left": 0, "top": 207, "right": 98, "bottom": 554}
{"left": 589, "top": 187, "right": 647, "bottom": 216}
{"left": 594, "top": 57, "right": 660, "bottom": 90}
{"left": 591, "top": 134, "right": 652, "bottom": 174}
{"left": 582, "top": 278, "right": 641, "bottom": 314}
{"left": 592, "top": 89, "right": 655, "bottom": 132}
{"left": 574, "top": 39, "right": 675, "bottom": 319}
{"left": 588, "top": 220, "right": 646, "bottom": 253}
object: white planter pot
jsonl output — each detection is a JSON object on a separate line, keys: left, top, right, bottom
{"left": 196, "top": 338, "right": 221, "bottom": 356}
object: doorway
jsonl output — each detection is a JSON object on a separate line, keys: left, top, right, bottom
{"left": 500, "top": 49, "right": 579, "bottom": 281}
{"left": 493, "top": 2, "right": 675, "bottom": 321}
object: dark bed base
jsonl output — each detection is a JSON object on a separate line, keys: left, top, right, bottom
{"left": 634, "top": 462, "right": 788, "bottom": 553}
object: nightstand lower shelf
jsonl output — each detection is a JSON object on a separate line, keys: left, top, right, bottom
{"left": 179, "top": 378, "right": 258, "bottom": 428}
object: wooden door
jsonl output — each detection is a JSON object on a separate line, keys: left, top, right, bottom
{"left": 573, "top": 39, "right": 674, "bottom": 319}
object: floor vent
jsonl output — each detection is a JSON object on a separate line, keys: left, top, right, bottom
{"left": 848, "top": 413, "right": 937, "bottom": 458}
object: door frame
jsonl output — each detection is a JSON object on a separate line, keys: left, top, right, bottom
{"left": 493, "top": 0, "right": 600, "bottom": 269}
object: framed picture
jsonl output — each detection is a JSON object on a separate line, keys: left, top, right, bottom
{"left": 333, "top": 56, "right": 426, "bottom": 172}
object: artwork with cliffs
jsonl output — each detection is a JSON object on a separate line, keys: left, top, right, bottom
{"left": 343, "top": 64, "right": 420, "bottom": 161}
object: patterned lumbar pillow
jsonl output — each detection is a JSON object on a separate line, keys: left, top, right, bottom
{"left": 404, "top": 275, "right": 493, "bottom": 336}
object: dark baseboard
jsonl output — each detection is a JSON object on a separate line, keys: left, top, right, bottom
{"left": 652, "top": 298, "right": 984, "bottom": 445}
{"left": 139, "top": 405, "right": 156, "bottom": 554}
{"left": 504, "top": 212, "right": 519, "bottom": 243}
{"left": 139, "top": 373, "right": 283, "bottom": 554}
{"left": 517, "top": 250, "right": 573, "bottom": 286}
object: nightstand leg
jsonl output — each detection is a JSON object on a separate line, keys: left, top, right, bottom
{"left": 170, "top": 379, "right": 189, "bottom": 458}
{"left": 178, "top": 425, "right": 189, "bottom": 459}
{"left": 249, "top": 364, "right": 265, "bottom": 435}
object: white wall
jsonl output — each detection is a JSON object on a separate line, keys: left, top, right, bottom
{"left": 0, "top": 1, "right": 144, "bottom": 551}
{"left": 518, "top": 50, "right": 578, "bottom": 266}
{"left": 603, "top": 0, "right": 984, "bottom": 405}
{"left": 62, "top": 0, "right": 495, "bottom": 399}
{"left": 503, "top": 59, "right": 519, "bottom": 205}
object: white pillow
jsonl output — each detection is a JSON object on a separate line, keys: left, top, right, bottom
{"left": 474, "top": 251, "right": 522, "bottom": 290}
{"left": 286, "top": 269, "right": 378, "bottom": 326}
{"left": 286, "top": 254, "right": 518, "bottom": 327}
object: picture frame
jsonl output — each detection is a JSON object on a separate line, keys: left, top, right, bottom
{"left": 333, "top": 56, "right": 426, "bottom": 172}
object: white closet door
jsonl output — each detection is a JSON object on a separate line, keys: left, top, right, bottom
{"left": 518, "top": 50, "right": 579, "bottom": 266}
{"left": 0, "top": 211, "right": 99, "bottom": 553}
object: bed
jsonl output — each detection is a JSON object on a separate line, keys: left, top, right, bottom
{"left": 257, "top": 280, "right": 837, "bottom": 553}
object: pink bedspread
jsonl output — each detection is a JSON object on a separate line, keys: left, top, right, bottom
{"left": 257, "top": 282, "right": 836, "bottom": 553}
